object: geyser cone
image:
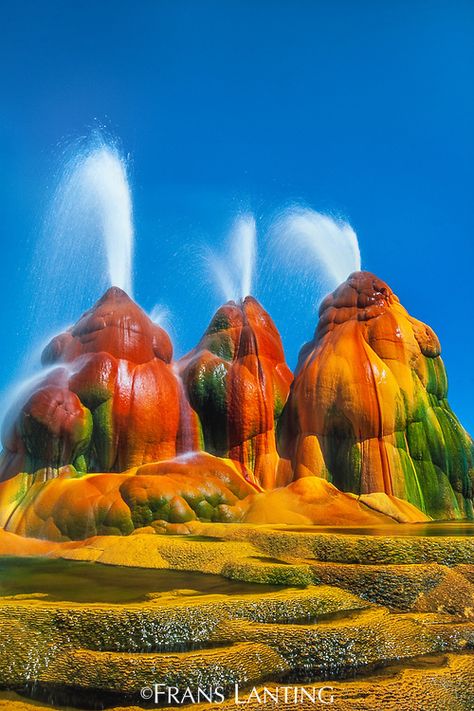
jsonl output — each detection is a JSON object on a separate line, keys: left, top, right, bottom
{"left": 279, "top": 271, "right": 474, "bottom": 520}
{"left": 42, "top": 286, "right": 172, "bottom": 365}
{"left": 179, "top": 296, "right": 293, "bottom": 489}
{"left": 0, "top": 288, "right": 198, "bottom": 482}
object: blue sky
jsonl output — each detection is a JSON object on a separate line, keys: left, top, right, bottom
{"left": 1, "top": 1, "right": 473, "bottom": 433}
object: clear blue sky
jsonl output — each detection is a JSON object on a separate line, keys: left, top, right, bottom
{"left": 1, "top": 1, "right": 473, "bottom": 433}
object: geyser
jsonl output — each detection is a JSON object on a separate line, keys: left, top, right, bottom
{"left": 279, "top": 271, "right": 474, "bottom": 520}
{"left": 6, "top": 137, "right": 136, "bottom": 449}
{"left": 31, "top": 138, "right": 134, "bottom": 343}
{"left": 1, "top": 268, "right": 473, "bottom": 529}
{"left": 209, "top": 214, "right": 257, "bottom": 302}
{"left": 179, "top": 295, "right": 293, "bottom": 489}
{"left": 75, "top": 145, "right": 134, "bottom": 295}
{"left": 1, "top": 135, "right": 472, "bottom": 528}
{"left": 51, "top": 142, "right": 134, "bottom": 295}
{"left": 268, "top": 207, "right": 361, "bottom": 303}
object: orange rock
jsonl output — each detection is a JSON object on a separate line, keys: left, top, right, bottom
{"left": 0, "top": 453, "right": 258, "bottom": 540}
{"left": 0, "top": 288, "right": 199, "bottom": 481}
{"left": 42, "top": 286, "right": 172, "bottom": 365}
{"left": 1, "top": 275, "right": 469, "bottom": 532}
{"left": 280, "top": 271, "right": 474, "bottom": 520}
{"left": 243, "top": 477, "right": 429, "bottom": 525}
{"left": 0, "top": 451, "right": 429, "bottom": 541}
{"left": 180, "top": 297, "right": 293, "bottom": 489}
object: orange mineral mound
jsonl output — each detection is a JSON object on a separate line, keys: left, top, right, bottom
{"left": 179, "top": 297, "right": 293, "bottom": 489}
{"left": 0, "top": 273, "right": 468, "bottom": 535}
{"left": 0, "top": 452, "right": 260, "bottom": 540}
{"left": 0, "top": 288, "right": 199, "bottom": 482}
{"left": 0, "top": 451, "right": 428, "bottom": 542}
{"left": 279, "top": 271, "right": 474, "bottom": 520}
{"left": 243, "top": 477, "right": 429, "bottom": 525}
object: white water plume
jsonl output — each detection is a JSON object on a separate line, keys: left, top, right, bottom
{"left": 208, "top": 215, "right": 257, "bottom": 302}
{"left": 267, "top": 207, "right": 361, "bottom": 307}
{"left": 29, "top": 137, "right": 134, "bottom": 343}
{"left": 75, "top": 146, "right": 134, "bottom": 294}
{"left": 6, "top": 138, "right": 135, "bottom": 435}
{"left": 256, "top": 206, "right": 362, "bottom": 368}
{"left": 0, "top": 359, "right": 81, "bottom": 440}
{"left": 272, "top": 207, "right": 360, "bottom": 288}
{"left": 49, "top": 142, "right": 134, "bottom": 295}
{"left": 150, "top": 304, "right": 172, "bottom": 332}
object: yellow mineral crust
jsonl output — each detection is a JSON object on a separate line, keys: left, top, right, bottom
{"left": 1, "top": 525, "right": 474, "bottom": 709}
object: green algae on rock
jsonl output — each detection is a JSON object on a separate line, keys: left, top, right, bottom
{"left": 279, "top": 272, "right": 474, "bottom": 520}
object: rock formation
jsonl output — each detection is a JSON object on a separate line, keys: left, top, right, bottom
{"left": 279, "top": 271, "right": 474, "bottom": 519}
{"left": 0, "top": 453, "right": 427, "bottom": 540}
{"left": 179, "top": 297, "right": 293, "bottom": 489}
{"left": 0, "top": 287, "right": 199, "bottom": 482}
{"left": 1, "top": 271, "right": 472, "bottom": 536}
{"left": 0, "top": 452, "right": 259, "bottom": 539}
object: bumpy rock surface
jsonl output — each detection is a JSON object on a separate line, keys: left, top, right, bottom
{"left": 279, "top": 271, "right": 474, "bottom": 519}
{"left": 0, "top": 455, "right": 427, "bottom": 541}
{"left": 0, "top": 288, "right": 198, "bottom": 481}
{"left": 0, "top": 453, "right": 259, "bottom": 540}
{"left": 1, "top": 527, "right": 474, "bottom": 710}
{"left": 179, "top": 297, "right": 293, "bottom": 489}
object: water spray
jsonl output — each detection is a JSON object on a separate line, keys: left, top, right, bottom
{"left": 208, "top": 214, "right": 257, "bottom": 303}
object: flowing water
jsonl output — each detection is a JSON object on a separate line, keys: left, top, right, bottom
{"left": 266, "top": 206, "right": 361, "bottom": 302}
{"left": 278, "top": 207, "right": 360, "bottom": 285}
{"left": 172, "top": 363, "right": 196, "bottom": 452}
{"left": 150, "top": 303, "right": 173, "bottom": 331}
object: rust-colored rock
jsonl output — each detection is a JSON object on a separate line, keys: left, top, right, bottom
{"left": 0, "top": 288, "right": 198, "bottom": 481}
{"left": 1, "top": 273, "right": 471, "bottom": 531}
{"left": 179, "top": 297, "right": 293, "bottom": 489}
{"left": 279, "top": 271, "right": 474, "bottom": 519}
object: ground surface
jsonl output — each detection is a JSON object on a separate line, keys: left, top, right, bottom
{"left": 1, "top": 523, "right": 474, "bottom": 710}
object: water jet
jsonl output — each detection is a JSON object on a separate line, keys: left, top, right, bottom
{"left": 31, "top": 138, "right": 134, "bottom": 343}
{"left": 267, "top": 207, "right": 361, "bottom": 306}
{"left": 208, "top": 214, "right": 257, "bottom": 303}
